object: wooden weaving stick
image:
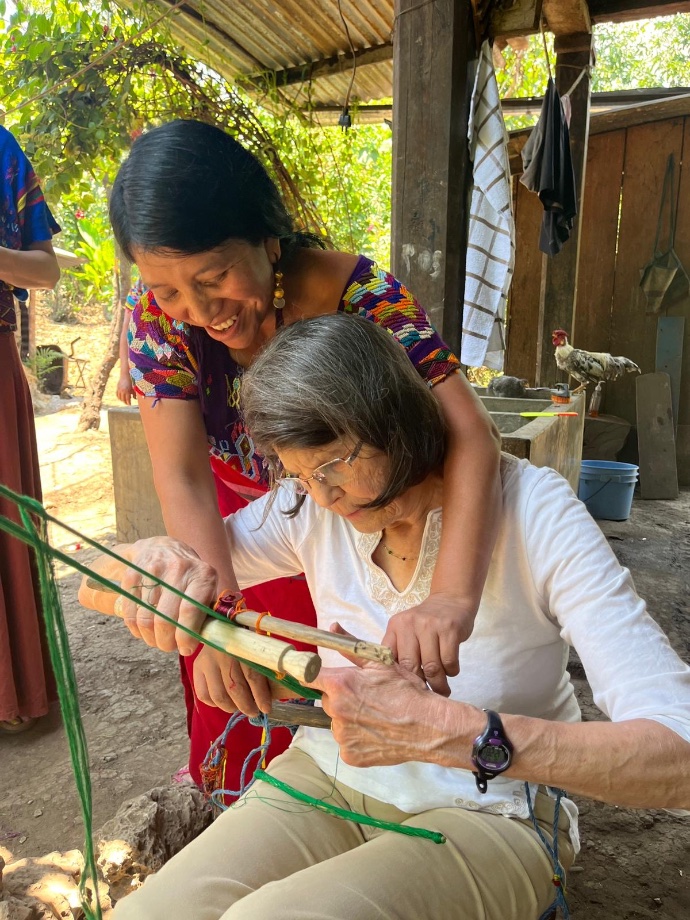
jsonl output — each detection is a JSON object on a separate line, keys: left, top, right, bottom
{"left": 80, "top": 550, "right": 394, "bottom": 666}
{"left": 264, "top": 701, "right": 332, "bottom": 730}
{"left": 77, "top": 551, "right": 321, "bottom": 685}
{"left": 232, "top": 610, "right": 394, "bottom": 665}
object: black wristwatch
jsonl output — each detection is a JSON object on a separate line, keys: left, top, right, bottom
{"left": 471, "top": 709, "right": 513, "bottom": 794}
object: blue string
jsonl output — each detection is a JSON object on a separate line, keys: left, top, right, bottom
{"left": 525, "top": 783, "right": 571, "bottom": 920}
{"left": 206, "top": 703, "right": 315, "bottom": 806}
{"left": 209, "top": 713, "right": 274, "bottom": 808}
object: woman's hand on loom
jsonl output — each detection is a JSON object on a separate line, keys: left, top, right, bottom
{"left": 119, "top": 537, "right": 219, "bottom": 655}
{"left": 309, "top": 656, "right": 451, "bottom": 768}
{"left": 382, "top": 593, "right": 474, "bottom": 696}
{"left": 194, "top": 646, "right": 273, "bottom": 717}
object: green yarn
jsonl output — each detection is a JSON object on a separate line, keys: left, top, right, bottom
{"left": 0, "top": 481, "right": 444, "bottom": 920}
{"left": 0, "top": 488, "right": 103, "bottom": 919}
{"left": 254, "top": 770, "right": 447, "bottom": 845}
{"left": 0, "top": 483, "right": 321, "bottom": 919}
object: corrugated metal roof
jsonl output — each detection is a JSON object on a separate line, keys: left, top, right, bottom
{"left": 145, "top": 0, "right": 395, "bottom": 108}
{"left": 135, "top": 1, "right": 690, "bottom": 115}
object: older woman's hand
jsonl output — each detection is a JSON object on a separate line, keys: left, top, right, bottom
{"left": 118, "top": 537, "right": 218, "bottom": 656}
{"left": 309, "top": 656, "right": 451, "bottom": 768}
{"left": 382, "top": 594, "right": 474, "bottom": 696}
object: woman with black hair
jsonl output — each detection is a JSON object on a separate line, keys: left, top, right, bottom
{"left": 110, "top": 118, "right": 502, "bottom": 795}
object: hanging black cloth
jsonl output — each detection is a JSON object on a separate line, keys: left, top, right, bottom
{"left": 520, "top": 78, "right": 577, "bottom": 256}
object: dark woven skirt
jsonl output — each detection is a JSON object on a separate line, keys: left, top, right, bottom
{"left": 0, "top": 333, "right": 55, "bottom": 720}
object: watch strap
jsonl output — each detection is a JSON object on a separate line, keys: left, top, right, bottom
{"left": 471, "top": 709, "right": 513, "bottom": 794}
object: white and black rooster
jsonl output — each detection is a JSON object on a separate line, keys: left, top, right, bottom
{"left": 551, "top": 329, "right": 640, "bottom": 395}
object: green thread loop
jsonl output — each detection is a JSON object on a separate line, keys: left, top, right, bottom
{"left": 0, "top": 483, "right": 324, "bottom": 919}
{"left": 0, "top": 480, "right": 444, "bottom": 920}
{"left": 254, "top": 770, "right": 447, "bottom": 845}
{"left": 5, "top": 500, "right": 103, "bottom": 917}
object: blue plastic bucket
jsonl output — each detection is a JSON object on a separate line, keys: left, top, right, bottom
{"left": 578, "top": 460, "right": 639, "bottom": 521}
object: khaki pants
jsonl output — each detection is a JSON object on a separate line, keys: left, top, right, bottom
{"left": 114, "top": 747, "right": 574, "bottom": 920}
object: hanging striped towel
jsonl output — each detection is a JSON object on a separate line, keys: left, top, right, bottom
{"left": 461, "top": 41, "right": 515, "bottom": 370}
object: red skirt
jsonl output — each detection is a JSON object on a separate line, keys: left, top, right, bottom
{"left": 0, "top": 334, "right": 56, "bottom": 721}
{"left": 180, "top": 458, "right": 317, "bottom": 796}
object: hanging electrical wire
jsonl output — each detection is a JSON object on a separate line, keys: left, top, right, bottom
{"left": 336, "top": 0, "right": 357, "bottom": 130}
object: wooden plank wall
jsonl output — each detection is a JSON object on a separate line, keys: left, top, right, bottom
{"left": 606, "top": 118, "right": 685, "bottom": 420}
{"left": 506, "top": 114, "right": 690, "bottom": 482}
{"left": 671, "top": 117, "right": 690, "bottom": 478}
{"left": 573, "top": 130, "right": 626, "bottom": 355}
{"left": 504, "top": 180, "right": 545, "bottom": 384}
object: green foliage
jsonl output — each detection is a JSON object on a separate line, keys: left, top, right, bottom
{"left": 495, "top": 36, "right": 552, "bottom": 132}
{"left": 1, "top": 2, "right": 138, "bottom": 196}
{"left": 267, "top": 111, "right": 392, "bottom": 264}
{"left": 494, "top": 15, "right": 690, "bottom": 134}
{"left": 593, "top": 17, "right": 690, "bottom": 90}
{"left": 0, "top": 0, "right": 393, "bottom": 274}
{"left": 68, "top": 215, "right": 115, "bottom": 311}
{"left": 27, "top": 344, "right": 63, "bottom": 391}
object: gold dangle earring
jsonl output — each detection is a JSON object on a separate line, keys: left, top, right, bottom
{"left": 273, "top": 271, "right": 285, "bottom": 310}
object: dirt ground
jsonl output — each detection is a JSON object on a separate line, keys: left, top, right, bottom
{"left": 0, "top": 305, "right": 688, "bottom": 918}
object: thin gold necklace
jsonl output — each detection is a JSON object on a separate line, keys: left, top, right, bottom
{"left": 380, "top": 541, "right": 418, "bottom": 562}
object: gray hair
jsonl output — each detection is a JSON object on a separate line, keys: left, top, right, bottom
{"left": 241, "top": 314, "right": 446, "bottom": 511}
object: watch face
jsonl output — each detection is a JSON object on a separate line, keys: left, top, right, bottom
{"left": 477, "top": 741, "right": 510, "bottom": 770}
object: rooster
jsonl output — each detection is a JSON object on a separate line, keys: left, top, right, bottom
{"left": 551, "top": 330, "right": 640, "bottom": 394}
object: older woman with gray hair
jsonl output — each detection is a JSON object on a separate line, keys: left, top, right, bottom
{"left": 113, "top": 315, "right": 690, "bottom": 920}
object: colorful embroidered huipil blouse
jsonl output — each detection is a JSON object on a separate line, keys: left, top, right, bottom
{"left": 0, "top": 127, "right": 60, "bottom": 333}
{"left": 128, "top": 256, "right": 459, "bottom": 489}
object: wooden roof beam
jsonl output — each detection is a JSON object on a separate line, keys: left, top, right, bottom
{"left": 243, "top": 42, "right": 393, "bottom": 91}
{"left": 491, "top": 0, "right": 591, "bottom": 37}
{"left": 588, "top": 1, "right": 690, "bottom": 24}
{"left": 492, "top": 0, "right": 690, "bottom": 37}
{"left": 543, "top": 0, "right": 591, "bottom": 35}
{"left": 491, "top": 0, "right": 543, "bottom": 38}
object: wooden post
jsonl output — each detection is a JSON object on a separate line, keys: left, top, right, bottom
{"left": 535, "top": 32, "right": 594, "bottom": 386}
{"left": 391, "top": 0, "right": 477, "bottom": 355}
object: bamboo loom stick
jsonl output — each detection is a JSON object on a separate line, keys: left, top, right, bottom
{"left": 232, "top": 611, "right": 395, "bottom": 665}
{"left": 78, "top": 574, "right": 321, "bottom": 685}
{"left": 81, "top": 560, "right": 394, "bottom": 665}
{"left": 191, "top": 618, "right": 320, "bottom": 683}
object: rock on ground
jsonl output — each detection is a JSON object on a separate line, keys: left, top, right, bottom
{"left": 0, "top": 783, "right": 212, "bottom": 917}
{"left": 97, "top": 783, "right": 213, "bottom": 903}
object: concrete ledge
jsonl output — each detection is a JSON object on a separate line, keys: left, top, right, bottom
{"left": 480, "top": 393, "right": 586, "bottom": 492}
{"left": 109, "top": 407, "right": 165, "bottom": 543}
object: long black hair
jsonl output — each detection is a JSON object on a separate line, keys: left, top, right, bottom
{"left": 110, "top": 119, "right": 323, "bottom": 264}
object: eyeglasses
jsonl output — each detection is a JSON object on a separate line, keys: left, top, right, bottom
{"left": 275, "top": 441, "right": 364, "bottom": 496}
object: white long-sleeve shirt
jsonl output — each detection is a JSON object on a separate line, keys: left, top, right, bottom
{"left": 225, "top": 455, "right": 690, "bottom": 840}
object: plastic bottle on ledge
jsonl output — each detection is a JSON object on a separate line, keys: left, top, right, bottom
{"left": 588, "top": 383, "right": 603, "bottom": 417}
